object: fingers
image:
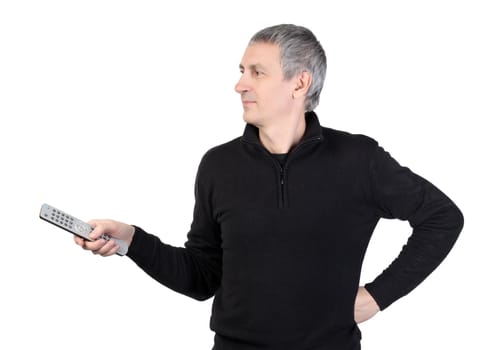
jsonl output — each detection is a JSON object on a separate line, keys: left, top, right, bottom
{"left": 92, "top": 238, "right": 120, "bottom": 257}
{"left": 87, "top": 220, "right": 109, "bottom": 240}
{"left": 81, "top": 237, "right": 120, "bottom": 257}
{"left": 74, "top": 219, "right": 120, "bottom": 256}
{"left": 74, "top": 219, "right": 130, "bottom": 257}
{"left": 74, "top": 235, "right": 85, "bottom": 247}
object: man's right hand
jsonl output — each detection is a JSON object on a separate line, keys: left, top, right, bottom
{"left": 74, "top": 219, "right": 135, "bottom": 257}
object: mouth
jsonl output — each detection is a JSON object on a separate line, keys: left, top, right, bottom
{"left": 242, "top": 100, "right": 256, "bottom": 106}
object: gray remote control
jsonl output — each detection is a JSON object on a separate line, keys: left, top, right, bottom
{"left": 39, "top": 203, "right": 128, "bottom": 256}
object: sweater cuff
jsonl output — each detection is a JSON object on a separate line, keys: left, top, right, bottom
{"left": 126, "top": 225, "right": 155, "bottom": 263}
{"left": 364, "top": 278, "right": 398, "bottom": 311}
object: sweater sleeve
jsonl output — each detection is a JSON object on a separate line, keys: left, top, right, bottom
{"left": 126, "top": 156, "right": 223, "bottom": 301}
{"left": 364, "top": 145, "right": 464, "bottom": 310}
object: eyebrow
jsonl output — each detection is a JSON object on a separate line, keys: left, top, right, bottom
{"left": 239, "top": 63, "right": 266, "bottom": 71}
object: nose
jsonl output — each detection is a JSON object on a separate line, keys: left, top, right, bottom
{"left": 235, "top": 73, "right": 249, "bottom": 94}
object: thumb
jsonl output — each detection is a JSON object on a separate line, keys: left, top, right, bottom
{"left": 87, "top": 220, "right": 107, "bottom": 240}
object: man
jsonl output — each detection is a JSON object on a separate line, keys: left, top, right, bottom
{"left": 75, "top": 24, "right": 464, "bottom": 349}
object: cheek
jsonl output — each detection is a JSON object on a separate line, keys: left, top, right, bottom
{"left": 272, "top": 88, "right": 294, "bottom": 110}
{"left": 263, "top": 85, "right": 292, "bottom": 108}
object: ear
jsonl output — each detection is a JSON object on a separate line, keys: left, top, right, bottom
{"left": 292, "top": 71, "right": 312, "bottom": 99}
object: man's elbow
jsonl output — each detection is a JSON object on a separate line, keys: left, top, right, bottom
{"left": 188, "top": 289, "right": 217, "bottom": 301}
{"left": 449, "top": 202, "right": 464, "bottom": 237}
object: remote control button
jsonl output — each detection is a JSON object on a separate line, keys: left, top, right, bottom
{"left": 74, "top": 223, "right": 90, "bottom": 235}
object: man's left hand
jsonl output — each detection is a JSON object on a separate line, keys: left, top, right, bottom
{"left": 354, "top": 287, "right": 380, "bottom": 323}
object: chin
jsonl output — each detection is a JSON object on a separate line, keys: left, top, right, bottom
{"left": 242, "top": 112, "right": 253, "bottom": 124}
{"left": 242, "top": 111, "right": 262, "bottom": 126}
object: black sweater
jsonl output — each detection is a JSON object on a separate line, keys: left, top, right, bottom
{"left": 127, "top": 112, "right": 463, "bottom": 349}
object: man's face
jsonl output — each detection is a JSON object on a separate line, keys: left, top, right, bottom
{"left": 235, "top": 42, "right": 297, "bottom": 127}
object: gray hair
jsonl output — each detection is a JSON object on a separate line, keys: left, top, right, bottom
{"left": 249, "top": 24, "right": 327, "bottom": 111}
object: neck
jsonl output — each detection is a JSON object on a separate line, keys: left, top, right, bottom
{"left": 258, "top": 113, "right": 307, "bottom": 154}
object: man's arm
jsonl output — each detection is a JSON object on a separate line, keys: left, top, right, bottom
{"left": 364, "top": 145, "right": 464, "bottom": 310}
{"left": 75, "top": 154, "right": 223, "bottom": 301}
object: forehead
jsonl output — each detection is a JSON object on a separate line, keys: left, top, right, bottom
{"left": 240, "top": 42, "right": 282, "bottom": 70}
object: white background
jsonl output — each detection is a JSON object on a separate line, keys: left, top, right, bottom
{"left": 1, "top": 1, "right": 497, "bottom": 349}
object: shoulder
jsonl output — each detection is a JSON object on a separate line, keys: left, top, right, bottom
{"left": 197, "top": 136, "right": 242, "bottom": 174}
{"left": 321, "top": 126, "right": 379, "bottom": 155}
{"left": 202, "top": 136, "right": 241, "bottom": 159}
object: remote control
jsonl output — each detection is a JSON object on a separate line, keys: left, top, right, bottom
{"left": 39, "top": 203, "right": 128, "bottom": 256}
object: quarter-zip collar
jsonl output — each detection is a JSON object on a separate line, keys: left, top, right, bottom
{"left": 241, "top": 111, "right": 324, "bottom": 208}
{"left": 241, "top": 111, "right": 323, "bottom": 147}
